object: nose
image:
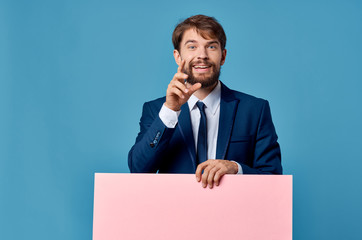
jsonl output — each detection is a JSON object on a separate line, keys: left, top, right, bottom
{"left": 197, "top": 47, "right": 209, "bottom": 60}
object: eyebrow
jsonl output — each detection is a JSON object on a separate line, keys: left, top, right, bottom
{"left": 184, "top": 40, "right": 197, "bottom": 45}
{"left": 184, "top": 40, "right": 220, "bottom": 46}
{"left": 206, "top": 40, "right": 219, "bottom": 45}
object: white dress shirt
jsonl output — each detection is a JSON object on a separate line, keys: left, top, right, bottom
{"left": 159, "top": 81, "right": 243, "bottom": 174}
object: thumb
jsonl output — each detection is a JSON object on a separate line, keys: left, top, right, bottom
{"left": 188, "top": 83, "right": 202, "bottom": 95}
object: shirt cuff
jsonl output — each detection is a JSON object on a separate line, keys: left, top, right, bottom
{"left": 230, "top": 161, "right": 243, "bottom": 174}
{"left": 159, "top": 104, "right": 181, "bottom": 128}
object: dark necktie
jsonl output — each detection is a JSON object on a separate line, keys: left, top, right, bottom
{"left": 196, "top": 101, "right": 207, "bottom": 164}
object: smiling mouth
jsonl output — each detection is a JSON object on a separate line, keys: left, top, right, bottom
{"left": 193, "top": 65, "right": 211, "bottom": 72}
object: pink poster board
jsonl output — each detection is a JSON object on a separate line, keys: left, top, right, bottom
{"left": 93, "top": 174, "right": 292, "bottom": 240}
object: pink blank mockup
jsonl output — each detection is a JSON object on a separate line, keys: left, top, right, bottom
{"left": 93, "top": 174, "right": 292, "bottom": 240}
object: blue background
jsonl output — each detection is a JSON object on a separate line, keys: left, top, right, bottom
{"left": 1, "top": 0, "right": 361, "bottom": 239}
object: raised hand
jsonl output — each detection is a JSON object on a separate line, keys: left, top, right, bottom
{"left": 165, "top": 60, "right": 202, "bottom": 111}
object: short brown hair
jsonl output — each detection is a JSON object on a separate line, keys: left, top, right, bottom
{"left": 172, "top": 15, "right": 226, "bottom": 51}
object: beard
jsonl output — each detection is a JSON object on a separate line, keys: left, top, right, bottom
{"left": 183, "top": 60, "right": 221, "bottom": 88}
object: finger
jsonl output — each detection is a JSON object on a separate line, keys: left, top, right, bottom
{"left": 187, "top": 82, "right": 202, "bottom": 95}
{"left": 168, "top": 87, "right": 185, "bottom": 99}
{"left": 214, "top": 168, "right": 227, "bottom": 186}
{"left": 173, "top": 72, "right": 188, "bottom": 81}
{"left": 201, "top": 166, "right": 212, "bottom": 188}
{"left": 173, "top": 80, "right": 188, "bottom": 93}
{"left": 195, "top": 162, "right": 208, "bottom": 182}
{"left": 207, "top": 166, "right": 221, "bottom": 189}
{"left": 178, "top": 59, "right": 186, "bottom": 73}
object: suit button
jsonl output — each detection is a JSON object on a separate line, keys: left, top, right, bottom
{"left": 150, "top": 142, "right": 155, "bottom": 147}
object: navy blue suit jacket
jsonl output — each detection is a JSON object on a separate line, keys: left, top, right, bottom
{"left": 128, "top": 82, "right": 282, "bottom": 174}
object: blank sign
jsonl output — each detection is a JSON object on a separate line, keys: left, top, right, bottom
{"left": 93, "top": 174, "right": 292, "bottom": 240}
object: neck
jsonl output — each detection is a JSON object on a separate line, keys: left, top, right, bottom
{"left": 187, "top": 81, "right": 218, "bottom": 100}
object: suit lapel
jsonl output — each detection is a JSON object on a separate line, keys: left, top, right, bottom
{"left": 178, "top": 103, "right": 197, "bottom": 170}
{"left": 216, "top": 83, "right": 239, "bottom": 159}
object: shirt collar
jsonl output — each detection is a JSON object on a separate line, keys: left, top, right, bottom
{"left": 188, "top": 81, "right": 221, "bottom": 116}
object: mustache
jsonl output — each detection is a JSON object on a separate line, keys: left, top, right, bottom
{"left": 188, "top": 60, "right": 215, "bottom": 68}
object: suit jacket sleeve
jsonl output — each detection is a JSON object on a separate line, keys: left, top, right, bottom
{"left": 238, "top": 100, "right": 282, "bottom": 174}
{"left": 128, "top": 101, "right": 176, "bottom": 173}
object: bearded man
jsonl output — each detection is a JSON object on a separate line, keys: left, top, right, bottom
{"left": 128, "top": 15, "right": 282, "bottom": 188}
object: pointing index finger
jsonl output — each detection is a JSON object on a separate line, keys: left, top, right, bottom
{"left": 178, "top": 59, "right": 185, "bottom": 74}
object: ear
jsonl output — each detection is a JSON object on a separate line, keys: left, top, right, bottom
{"left": 220, "top": 49, "right": 227, "bottom": 66}
{"left": 173, "top": 49, "right": 182, "bottom": 66}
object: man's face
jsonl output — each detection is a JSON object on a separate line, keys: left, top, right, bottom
{"left": 174, "top": 28, "right": 227, "bottom": 88}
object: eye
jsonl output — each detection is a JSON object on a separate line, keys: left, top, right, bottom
{"left": 209, "top": 45, "right": 217, "bottom": 49}
{"left": 188, "top": 45, "right": 196, "bottom": 50}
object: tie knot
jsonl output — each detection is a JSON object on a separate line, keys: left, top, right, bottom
{"left": 196, "top": 101, "right": 206, "bottom": 113}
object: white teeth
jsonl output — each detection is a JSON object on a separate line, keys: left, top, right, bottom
{"left": 194, "top": 66, "right": 209, "bottom": 69}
